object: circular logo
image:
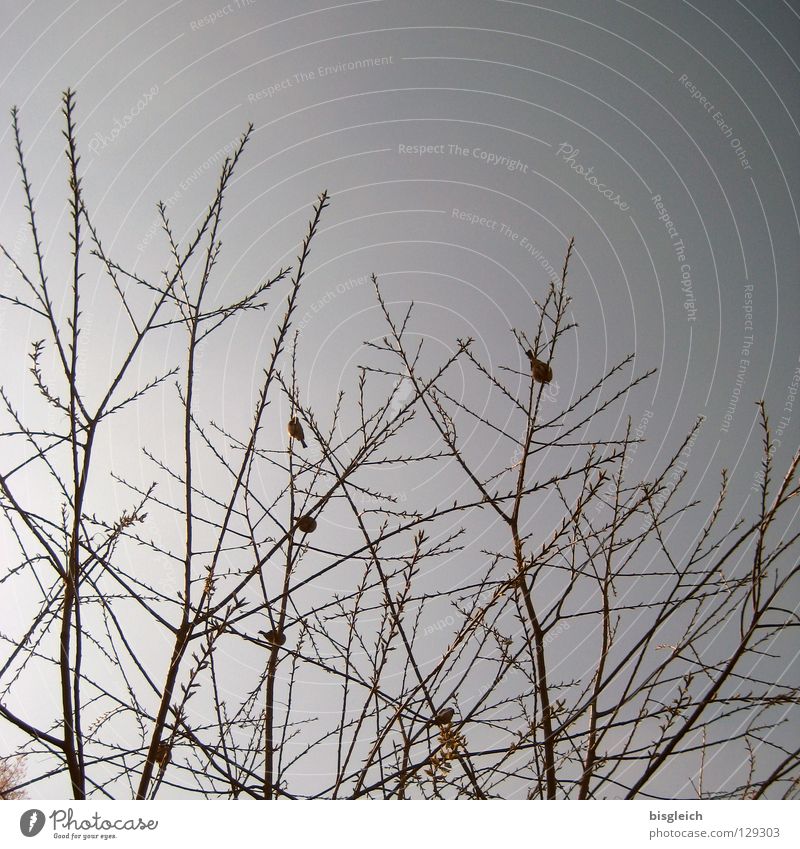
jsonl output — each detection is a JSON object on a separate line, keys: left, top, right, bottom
{"left": 19, "top": 810, "right": 46, "bottom": 837}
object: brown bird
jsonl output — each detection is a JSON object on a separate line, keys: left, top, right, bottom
{"left": 287, "top": 416, "right": 307, "bottom": 448}
{"left": 296, "top": 514, "right": 317, "bottom": 534}
{"left": 526, "top": 350, "right": 553, "bottom": 384}
{"left": 260, "top": 629, "right": 286, "bottom": 646}
{"left": 435, "top": 706, "right": 455, "bottom": 726}
{"left": 155, "top": 741, "right": 171, "bottom": 768}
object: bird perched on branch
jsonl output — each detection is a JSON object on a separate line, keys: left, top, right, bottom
{"left": 526, "top": 350, "right": 553, "bottom": 384}
{"left": 154, "top": 741, "right": 171, "bottom": 768}
{"left": 287, "top": 416, "right": 307, "bottom": 448}
{"left": 435, "top": 706, "right": 455, "bottom": 726}
{"left": 296, "top": 514, "right": 317, "bottom": 534}
{"left": 260, "top": 629, "right": 286, "bottom": 646}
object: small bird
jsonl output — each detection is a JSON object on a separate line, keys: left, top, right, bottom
{"left": 435, "top": 706, "right": 455, "bottom": 726}
{"left": 287, "top": 416, "right": 307, "bottom": 448}
{"left": 260, "top": 629, "right": 286, "bottom": 646}
{"left": 155, "top": 741, "right": 171, "bottom": 768}
{"left": 296, "top": 514, "right": 317, "bottom": 534}
{"left": 526, "top": 350, "right": 553, "bottom": 384}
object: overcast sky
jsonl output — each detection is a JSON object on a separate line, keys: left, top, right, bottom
{"left": 2, "top": 0, "right": 798, "bottom": 490}
{"left": 0, "top": 0, "right": 798, "bottom": 799}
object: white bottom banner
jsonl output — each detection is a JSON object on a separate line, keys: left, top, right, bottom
{"left": 1, "top": 799, "right": 797, "bottom": 848}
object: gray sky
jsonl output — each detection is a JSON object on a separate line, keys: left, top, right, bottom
{"left": 2, "top": 0, "right": 798, "bottom": 487}
{"left": 1, "top": 0, "right": 798, "bottom": 799}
